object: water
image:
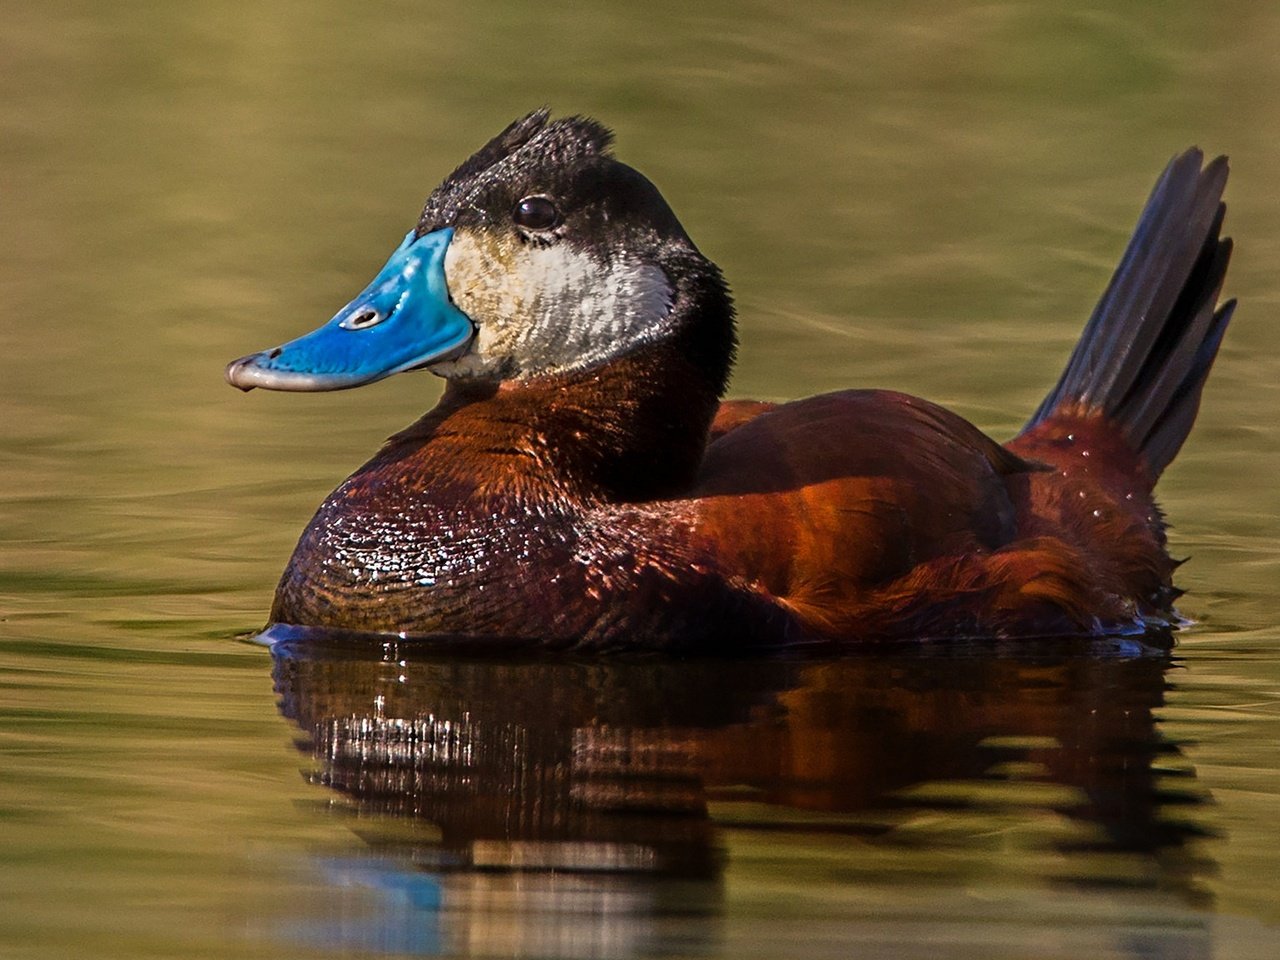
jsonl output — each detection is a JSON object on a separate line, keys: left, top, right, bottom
{"left": 2, "top": 1, "right": 1279, "bottom": 957}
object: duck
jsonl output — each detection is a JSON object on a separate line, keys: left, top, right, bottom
{"left": 226, "top": 110, "right": 1234, "bottom": 652}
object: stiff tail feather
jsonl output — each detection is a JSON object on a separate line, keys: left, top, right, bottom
{"left": 1022, "top": 149, "right": 1235, "bottom": 479}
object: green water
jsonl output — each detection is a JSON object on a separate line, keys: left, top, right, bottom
{"left": 2, "top": 2, "right": 1279, "bottom": 957}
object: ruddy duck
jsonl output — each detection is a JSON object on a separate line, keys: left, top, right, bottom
{"left": 227, "top": 111, "right": 1233, "bottom": 651}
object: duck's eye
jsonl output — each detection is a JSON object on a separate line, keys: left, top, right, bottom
{"left": 513, "top": 196, "right": 559, "bottom": 231}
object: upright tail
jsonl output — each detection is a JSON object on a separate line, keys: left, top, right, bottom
{"left": 1021, "top": 149, "right": 1235, "bottom": 480}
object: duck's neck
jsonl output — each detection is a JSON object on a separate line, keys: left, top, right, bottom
{"left": 373, "top": 339, "right": 725, "bottom": 504}
{"left": 358, "top": 247, "right": 735, "bottom": 503}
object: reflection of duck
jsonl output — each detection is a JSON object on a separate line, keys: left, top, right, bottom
{"left": 272, "top": 636, "right": 1213, "bottom": 899}
{"left": 229, "top": 111, "right": 1233, "bottom": 650}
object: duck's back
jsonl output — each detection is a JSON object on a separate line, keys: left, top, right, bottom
{"left": 692, "top": 391, "right": 1025, "bottom": 579}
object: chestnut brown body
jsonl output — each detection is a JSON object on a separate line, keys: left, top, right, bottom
{"left": 274, "top": 362, "right": 1183, "bottom": 650}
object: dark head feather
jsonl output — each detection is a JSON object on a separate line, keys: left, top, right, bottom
{"left": 417, "top": 110, "right": 615, "bottom": 233}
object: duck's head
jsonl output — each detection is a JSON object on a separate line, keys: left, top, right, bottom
{"left": 226, "top": 110, "right": 734, "bottom": 394}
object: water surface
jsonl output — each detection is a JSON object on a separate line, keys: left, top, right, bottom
{"left": 2, "top": 2, "right": 1279, "bottom": 957}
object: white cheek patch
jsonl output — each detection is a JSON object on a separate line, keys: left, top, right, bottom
{"left": 438, "top": 232, "right": 676, "bottom": 379}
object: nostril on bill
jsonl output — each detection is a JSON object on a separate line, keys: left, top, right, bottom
{"left": 342, "top": 309, "right": 383, "bottom": 330}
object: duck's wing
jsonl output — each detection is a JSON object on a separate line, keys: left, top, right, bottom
{"left": 690, "top": 390, "right": 1030, "bottom": 588}
{"left": 685, "top": 389, "right": 1164, "bottom": 640}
